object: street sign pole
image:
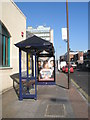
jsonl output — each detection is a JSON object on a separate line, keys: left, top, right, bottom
{"left": 66, "top": 0, "right": 70, "bottom": 89}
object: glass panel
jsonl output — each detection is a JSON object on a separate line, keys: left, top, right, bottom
{"left": 1, "top": 36, "right": 10, "bottom": 67}
{"left": 28, "top": 54, "right": 32, "bottom": 76}
{"left": 0, "top": 21, "right": 10, "bottom": 67}
{"left": 8, "top": 37, "right": 10, "bottom": 66}
{"left": 5, "top": 37, "right": 8, "bottom": 66}
{"left": 21, "top": 51, "right": 27, "bottom": 77}
{"left": 0, "top": 34, "right": 2, "bottom": 66}
{"left": 0, "top": 23, "right": 1, "bottom": 34}
{"left": 3, "top": 36, "right": 5, "bottom": 66}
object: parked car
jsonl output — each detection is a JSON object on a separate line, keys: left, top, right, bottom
{"left": 65, "top": 65, "right": 74, "bottom": 73}
{"left": 62, "top": 66, "right": 66, "bottom": 72}
{"left": 70, "top": 62, "right": 77, "bottom": 69}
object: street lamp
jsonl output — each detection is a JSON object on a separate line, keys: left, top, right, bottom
{"left": 66, "top": 0, "right": 70, "bottom": 89}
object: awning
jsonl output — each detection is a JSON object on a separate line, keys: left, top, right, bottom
{"left": 15, "top": 35, "right": 54, "bottom": 54}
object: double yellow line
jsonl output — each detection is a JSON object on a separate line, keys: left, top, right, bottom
{"left": 71, "top": 79, "right": 90, "bottom": 102}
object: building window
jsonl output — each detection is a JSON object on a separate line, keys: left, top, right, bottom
{"left": 0, "top": 22, "right": 10, "bottom": 67}
{"left": 0, "top": 35, "right": 10, "bottom": 67}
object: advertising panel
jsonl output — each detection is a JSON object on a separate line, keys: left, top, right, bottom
{"left": 38, "top": 57, "right": 54, "bottom": 82}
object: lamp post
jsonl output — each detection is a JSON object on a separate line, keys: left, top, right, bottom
{"left": 66, "top": 0, "right": 70, "bottom": 89}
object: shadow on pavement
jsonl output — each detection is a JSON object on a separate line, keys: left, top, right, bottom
{"left": 50, "top": 98, "right": 68, "bottom": 103}
{"left": 56, "top": 84, "right": 68, "bottom": 89}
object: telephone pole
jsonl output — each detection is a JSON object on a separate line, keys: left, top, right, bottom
{"left": 66, "top": 0, "right": 70, "bottom": 89}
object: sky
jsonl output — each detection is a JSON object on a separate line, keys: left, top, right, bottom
{"left": 15, "top": 2, "right": 88, "bottom": 59}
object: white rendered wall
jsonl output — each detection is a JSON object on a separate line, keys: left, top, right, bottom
{"left": 0, "top": 0, "right": 26, "bottom": 93}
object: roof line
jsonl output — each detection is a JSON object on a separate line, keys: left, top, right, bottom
{"left": 10, "top": 0, "right": 26, "bottom": 19}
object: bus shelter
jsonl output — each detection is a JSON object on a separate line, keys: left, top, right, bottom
{"left": 15, "top": 35, "right": 55, "bottom": 100}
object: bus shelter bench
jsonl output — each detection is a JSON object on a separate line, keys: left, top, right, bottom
{"left": 22, "top": 80, "right": 35, "bottom": 87}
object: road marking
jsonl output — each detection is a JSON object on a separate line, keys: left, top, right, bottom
{"left": 61, "top": 73, "right": 90, "bottom": 102}
{"left": 71, "top": 79, "right": 90, "bottom": 102}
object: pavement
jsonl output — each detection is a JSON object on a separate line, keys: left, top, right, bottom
{"left": 1, "top": 70, "right": 89, "bottom": 119}
{"left": 70, "top": 69, "right": 88, "bottom": 94}
{"left": 64, "top": 68, "right": 90, "bottom": 103}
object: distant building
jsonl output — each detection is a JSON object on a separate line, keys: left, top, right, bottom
{"left": 60, "top": 55, "right": 65, "bottom": 62}
{"left": 26, "top": 26, "right": 53, "bottom": 44}
{"left": 60, "top": 51, "right": 84, "bottom": 64}
{"left": 83, "top": 50, "right": 90, "bottom": 60}
{"left": 73, "top": 51, "right": 83, "bottom": 64}
{"left": 64, "top": 51, "right": 78, "bottom": 62}
{"left": 83, "top": 50, "right": 90, "bottom": 69}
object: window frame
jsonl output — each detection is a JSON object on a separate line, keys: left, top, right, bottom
{"left": 0, "top": 35, "right": 10, "bottom": 67}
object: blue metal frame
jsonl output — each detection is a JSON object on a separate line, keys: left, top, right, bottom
{"left": 19, "top": 48, "right": 23, "bottom": 100}
{"left": 26, "top": 52, "right": 29, "bottom": 93}
{"left": 22, "top": 94, "right": 36, "bottom": 99}
{"left": 18, "top": 50, "right": 37, "bottom": 100}
{"left": 35, "top": 52, "right": 37, "bottom": 100}
{"left": 18, "top": 49, "right": 55, "bottom": 100}
{"left": 21, "top": 76, "right": 35, "bottom": 80}
{"left": 37, "top": 82, "right": 56, "bottom": 85}
{"left": 27, "top": 52, "right": 29, "bottom": 81}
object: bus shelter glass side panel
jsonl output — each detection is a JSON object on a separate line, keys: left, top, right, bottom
{"left": 38, "top": 56, "right": 55, "bottom": 82}
{"left": 21, "top": 52, "right": 33, "bottom": 78}
{"left": 21, "top": 51, "right": 27, "bottom": 78}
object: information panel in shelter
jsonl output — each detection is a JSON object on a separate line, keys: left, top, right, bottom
{"left": 38, "top": 57, "right": 55, "bottom": 82}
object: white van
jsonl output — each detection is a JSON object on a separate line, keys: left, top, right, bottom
{"left": 57, "top": 60, "right": 66, "bottom": 71}
{"left": 60, "top": 61, "right": 66, "bottom": 70}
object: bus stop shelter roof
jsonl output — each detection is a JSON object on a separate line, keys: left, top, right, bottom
{"left": 15, "top": 35, "right": 54, "bottom": 54}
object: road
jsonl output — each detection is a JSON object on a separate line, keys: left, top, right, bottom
{"left": 69, "top": 69, "right": 89, "bottom": 95}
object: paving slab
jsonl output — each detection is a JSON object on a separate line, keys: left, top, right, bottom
{"left": 1, "top": 70, "right": 88, "bottom": 118}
